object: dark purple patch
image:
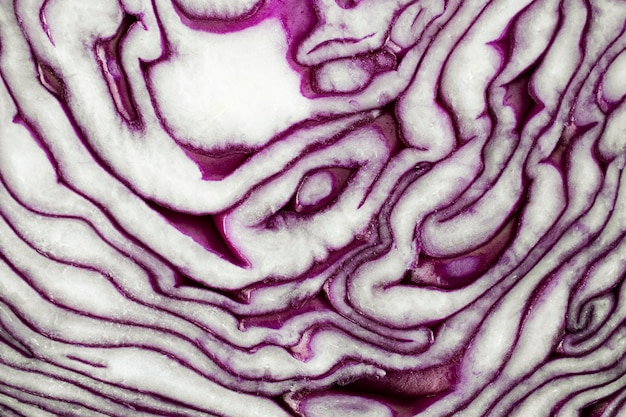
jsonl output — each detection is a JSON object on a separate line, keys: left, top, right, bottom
{"left": 502, "top": 60, "right": 543, "bottom": 134}
{"left": 318, "top": 359, "right": 460, "bottom": 417}
{"left": 546, "top": 121, "right": 597, "bottom": 171}
{"left": 181, "top": 147, "right": 252, "bottom": 180}
{"left": 96, "top": 14, "right": 140, "bottom": 123}
{"left": 146, "top": 201, "right": 248, "bottom": 267}
{"left": 345, "top": 361, "right": 459, "bottom": 398}
{"left": 172, "top": 273, "right": 251, "bottom": 302}
{"left": 487, "top": 23, "right": 514, "bottom": 63}
{"left": 335, "top": 0, "right": 361, "bottom": 10}
{"left": 579, "top": 392, "right": 622, "bottom": 417}
{"left": 36, "top": 63, "right": 65, "bottom": 98}
{"left": 239, "top": 292, "right": 331, "bottom": 329}
{"left": 170, "top": 0, "right": 317, "bottom": 56}
{"left": 408, "top": 216, "right": 519, "bottom": 289}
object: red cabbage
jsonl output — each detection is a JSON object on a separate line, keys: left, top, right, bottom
{"left": 0, "top": 0, "right": 625, "bottom": 416}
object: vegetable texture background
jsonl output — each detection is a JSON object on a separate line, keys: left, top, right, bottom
{"left": 0, "top": 0, "right": 625, "bottom": 415}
